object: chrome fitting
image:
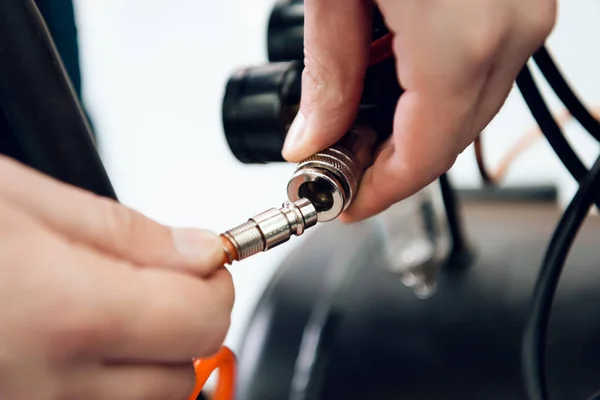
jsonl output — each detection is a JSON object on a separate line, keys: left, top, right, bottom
{"left": 287, "top": 123, "right": 378, "bottom": 222}
{"left": 220, "top": 198, "right": 318, "bottom": 264}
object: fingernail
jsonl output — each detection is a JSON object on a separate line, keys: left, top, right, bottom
{"left": 171, "top": 228, "right": 223, "bottom": 267}
{"left": 282, "top": 112, "right": 308, "bottom": 160}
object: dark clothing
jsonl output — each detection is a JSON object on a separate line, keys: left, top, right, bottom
{"left": 0, "top": 0, "right": 86, "bottom": 162}
{"left": 35, "top": 0, "right": 83, "bottom": 99}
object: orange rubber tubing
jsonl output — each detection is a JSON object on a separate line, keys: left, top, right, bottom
{"left": 188, "top": 346, "right": 236, "bottom": 400}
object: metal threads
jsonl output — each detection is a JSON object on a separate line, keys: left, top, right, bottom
{"left": 222, "top": 221, "right": 264, "bottom": 260}
{"left": 220, "top": 198, "right": 318, "bottom": 264}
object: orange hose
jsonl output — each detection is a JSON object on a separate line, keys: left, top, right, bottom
{"left": 188, "top": 346, "right": 236, "bottom": 400}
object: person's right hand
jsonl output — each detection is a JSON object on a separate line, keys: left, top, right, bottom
{"left": 283, "top": 0, "right": 556, "bottom": 221}
{"left": 0, "top": 156, "right": 234, "bottom": 400}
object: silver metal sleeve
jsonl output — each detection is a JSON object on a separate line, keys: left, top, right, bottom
{"left": 287, "top": 123, "right": 378, "bottom": 222}
{"left": 221, "top": 198, "right": 318, "bottom": 262}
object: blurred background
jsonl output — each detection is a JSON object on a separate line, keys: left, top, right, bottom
{"left": 70, "top": 0, "right": 600, "bottom": 360}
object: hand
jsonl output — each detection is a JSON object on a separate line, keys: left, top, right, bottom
{"left": 282, "top": 0, "right": 557, "bottom": 221}
{"left": 0, "top": 156, "right": 234, "bottom": 400}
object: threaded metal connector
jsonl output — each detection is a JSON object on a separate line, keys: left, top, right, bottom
{"left": 220, "top": 198, "right": 318, "bottom": 264}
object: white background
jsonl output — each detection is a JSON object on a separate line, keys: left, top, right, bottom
{"left": 73, "top": 0, "right": 600, "bottom": 356}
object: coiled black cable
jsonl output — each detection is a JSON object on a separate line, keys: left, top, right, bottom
{"left": 521, "top": 154, "right": 600, "bottom": 400}
{"left": 532, "top": 47, "right": 600, "bottom": 142}
{"left": 517, "top": 48, "right": 600, "bottom": 400}
{"left": 515, "top": 64, "right": 590, "bottom": 183}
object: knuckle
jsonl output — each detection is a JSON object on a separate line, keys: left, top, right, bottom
{"left": 434, "top": 153, "right": 458, "bottom": 179}
{"left": 464, "top": 21, "right": 505, "bottom": 65}
{"left": 99, "top": 199, "right": 142, "bottom": 255}
{"left": 105, "top": 200, "right": 135, "bottom": 236}
{"left": 528, "top": 0, "right": 557, "bottom": 40}
{"left": 402, "top": 147, "right": 456, "bottom": 190}
{"left": 466, "top": 33, "right": 494, "bottom": 64}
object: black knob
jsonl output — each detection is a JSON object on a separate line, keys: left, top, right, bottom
{"left": 221, "top": 57, "right": 402, "bottom": 164}
{"left": 222, "top": 3, "right": 402, "bottom": 165}
{"left": 267, "top": 0, "right": 305, "bottom": 62}
{"left": 222, "top": 61, "right": 302, "bottom": 163}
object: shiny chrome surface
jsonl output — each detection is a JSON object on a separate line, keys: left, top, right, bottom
{"left": 287, "top": 166, "right": 347, "bottom": 222}
{"left": 287, "top": 123, "right": 378, "bottom": 222}
{"left": 221, "top": 198, "right": 318, "bottom": 263}
{"left": 378, "top": 181, "right": 451, "bottom": 299}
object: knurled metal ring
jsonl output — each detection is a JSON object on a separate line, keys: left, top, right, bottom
{"left": 297, "top": 146, "right": 361, "bottom": 202}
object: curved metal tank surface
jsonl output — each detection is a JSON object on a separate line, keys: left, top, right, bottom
{"left": 234, "top": 199, "right": 600, "bottom": 400}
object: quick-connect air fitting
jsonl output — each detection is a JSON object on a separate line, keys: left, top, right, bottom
{"left": 286, "top": 123, "right": 378, "bottom": 222}
{"left": 220, "top": 198, "right": 317, "bottom": 264}
{"left": 219, "top": 123, "right": 379, "bottom": 264}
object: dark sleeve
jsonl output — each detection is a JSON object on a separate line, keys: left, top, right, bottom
{"left": 34, "top": 0, "right": 82, "bottom": 98}
{"left": 0, "top": 0, "right": 86, "bottom": 160}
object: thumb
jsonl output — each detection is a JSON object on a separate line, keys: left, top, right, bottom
{"left": 0, "top": 156, "right": 224, "bottom": 276}
{"left": 281, "top": 0, "right": 373, "bottom": 162}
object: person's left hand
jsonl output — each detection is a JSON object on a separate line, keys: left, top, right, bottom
{"left": 0, "top": 156, "right": 234, "bottom": 400}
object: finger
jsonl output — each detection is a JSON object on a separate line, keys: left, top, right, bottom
{"left": 341, "top": 91, "right": 464, "bottom": 222}
{"left": 0, "top": 156, "right": 223, "bottom": 276}
{"left": 15, "top": 217, "right": 234, "bottom": 364}
{"left": 100, "top": 266, "right": 235, "bottom": 362}
{"left": 470, "top": 20, "right": 556, "bottom": 136}
{"left": 340, "top": 1, "right": 499, "bottom": 222}
{"left": 41, "top": 236, "right": 235, "bottom": 362}
{"left": 67, "top": 364, "right": 196, "bottom": 400}
{"left": 281, "top": 0, "right": 373, "bottom": 162}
